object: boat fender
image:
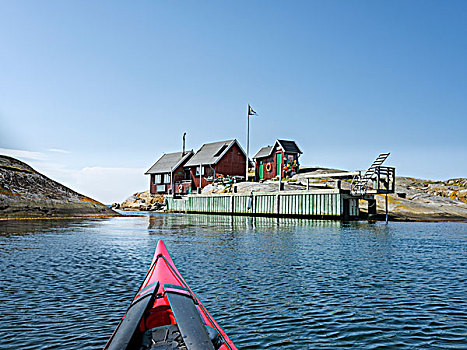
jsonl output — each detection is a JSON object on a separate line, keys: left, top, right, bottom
{"left": 265, "top": 163, "right": 272, "bottom": 172}
{"left": 247, "top": 196, "right": 252, "bottom": 210}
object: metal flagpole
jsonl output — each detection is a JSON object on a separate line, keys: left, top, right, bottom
{"left": 246, "top": 105, "right": 249, "bottom": 181}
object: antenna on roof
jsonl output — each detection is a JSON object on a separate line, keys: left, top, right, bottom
{"left": 182, "top": 132, "right": 186, "bottom": 156}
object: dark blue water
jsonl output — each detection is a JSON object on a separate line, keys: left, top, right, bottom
{"left": 0, "top": 213, "right": 466, "bottom": 349}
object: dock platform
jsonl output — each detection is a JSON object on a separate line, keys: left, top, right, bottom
{"left": 166, "top": 189, "right": 360, "bottom": 220}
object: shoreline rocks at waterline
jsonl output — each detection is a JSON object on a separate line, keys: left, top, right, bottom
{"left": 0, "top": 155, "right": 118, "bottom": 218}
{"left": 119, "top": 191, "right": 165, "bottom": 211}
{"left": 120, "top": 167, "right": 467, "bottom": 221}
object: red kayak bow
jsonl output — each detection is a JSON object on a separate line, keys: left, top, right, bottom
{"left": 104, "top": 240, "right": 237, "bottom": 350}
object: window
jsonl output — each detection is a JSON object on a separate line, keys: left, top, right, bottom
{"left": 154, "top": 174, "right": 162, "bottom": 184}
{"left": 164, "top": 173, "right": 171, "bottom": 184}
{"left": 214, "top": 144, "right": 228, "bottom": 157}
{"left": 196, "top": 166, "right": 205, "bottom": 176}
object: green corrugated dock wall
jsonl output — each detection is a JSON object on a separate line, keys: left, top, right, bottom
{"left": 166, "top": 190, "right": 359, "bottom": 220}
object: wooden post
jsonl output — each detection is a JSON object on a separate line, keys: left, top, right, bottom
{"left": 385, "top": 192, "right": 389, "bottom": 223}
{"left": 252, "top": 193, "right": 256, "bottom": 215}
{"left": 385, "top": 170, "right": 389, "bottom": 223}
{"left": 276, "top": 194, "right": 280, "bottom": 215}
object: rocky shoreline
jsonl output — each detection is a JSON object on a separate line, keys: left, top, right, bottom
{"left": 0, "top": 155, "right": 118, "bottom": 218}
{"left": 115, "top": 191, "right": 165, "bottom": 212}
{"left": 6, "top": 152, "right": 463, "bottom": 222}
{"left": 359, "top": 176, "right": 467, "bottom": 221}
{"left": 118, "top": 168, "right": 467, "bottom": 222}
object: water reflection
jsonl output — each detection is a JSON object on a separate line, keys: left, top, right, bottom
{"left": 0, "top": 214, "right": 465, "bottom": 349}
{"left": 147, "top": 213, "right": 343, "bottom": 232}
{"left": 0, "top": 218, "right": 97, "bottom": 237}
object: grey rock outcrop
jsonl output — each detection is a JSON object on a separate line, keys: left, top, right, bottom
{"left": 365, "top": 176, "right": 467, "bottom": 221}
{"left": 120, "top": 191, "right": 165, "bottom": 211}
{"left": 198, "top": 167, "right": 467, "bottom": 221}
{"left": 0, "top": 155, "right": 118, "bottom": 218}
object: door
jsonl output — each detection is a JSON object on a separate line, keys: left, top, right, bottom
{"left": 276, "top": 153, "right": 282, "bottom": 177}
{"left": 259, "top": 161, "right": 263, "bottom": 179}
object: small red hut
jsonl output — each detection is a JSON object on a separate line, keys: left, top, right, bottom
{"left": 253, "top": 139, "right": 302, "bottom": 181}
{"left": 184, "top": 139, "right": 247, "bottom": 189}
{"left": 145, "top": 151, "right": 194, "bottom": 194}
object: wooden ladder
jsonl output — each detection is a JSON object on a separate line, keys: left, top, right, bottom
{"left": 351, "top": 153, "right": 390, "bottom": 195}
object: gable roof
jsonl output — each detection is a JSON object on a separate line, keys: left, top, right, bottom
{"left": 145, "top": 151, "right": 194, "bottom": 174}
{"left": 253, "top": 139, "right": 302, "bottom": 159}
{"left": 276, "top": 139, "right": 302, "bottom": 154}
{"left": 185, "top": 139, "right": 246, "bottom": 167}
{"left": 253, "top": 146, "right": 273, "bottom": 159}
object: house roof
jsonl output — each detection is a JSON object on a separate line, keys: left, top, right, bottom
{"left": 276, "top": 139, "right": 302, "bottom": 154}
{"left": 145, "top": 151, "right": 194, "bottom": 174}
{"left": 185, "top": 139, "right": 246, "bottom": 167}
{"left": 253, "top": 139, "right": 302, "bottom": 159}
{"left": 253, "top": 146, "right": 273, "bottom": 159}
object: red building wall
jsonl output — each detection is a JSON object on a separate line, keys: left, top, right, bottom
{"left": 149, "top": 164, "right": 188, "bottom": 194}
{"left": 171, "top": 164, "right": 188, "bottom": 194}
{"left": 149, "top": 174, "right": 156, "bottom": 194}
{"left": 256, "top": 152, "right": 280, "bottom": 180}
{"left": 189, "top": 143, "right": 247, "bottom": 188}
{"left": 255, "top": 144, "right": 300, "bottom": 181}
{"left": 215, "top": 143, "right": 246, "bottom": 176}
{"left": 255, "top": 144, "right": 285, "bottom": 180}
{"left": 189, "top": 167, "right": 208, "bottom": 189}
{"left": 149, "top": 174, "right": 167, "bottom": 194}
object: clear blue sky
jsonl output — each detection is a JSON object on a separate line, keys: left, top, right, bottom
{"left": 1, "top": 1, "right": 466, "bottom": 203}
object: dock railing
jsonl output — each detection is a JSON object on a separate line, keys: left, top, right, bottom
{"left": 166, "top": 189, "right": 360, "bottom": 220}
{"left": 351, "top": 166, "right": 395, "bottom": 195}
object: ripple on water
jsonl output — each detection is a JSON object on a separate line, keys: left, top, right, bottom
{"left": 0, "top": 216, "right": 466, "bottom": 349}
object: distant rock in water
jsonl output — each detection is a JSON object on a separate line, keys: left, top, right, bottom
{"left": 0, "top": 155, "right": 117, "bottom": 218}
{"left": 120, "top": 190, "right": 165, "bottom": 211}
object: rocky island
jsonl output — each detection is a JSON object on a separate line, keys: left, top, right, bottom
{"left": 119, "top": 167, "right": 467, "bottom": 222}
{"left": 0, "top": 155, "right": 117, "bottom": 218}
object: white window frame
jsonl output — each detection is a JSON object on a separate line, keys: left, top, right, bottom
{"left": 164, "top": 173, "right": 171, "bottom": 184}
{"left": 154, "top": 174, "right": 162, "bottom": 184}
{"left": 195, "top": 166, "right": 205, "bottom": 176}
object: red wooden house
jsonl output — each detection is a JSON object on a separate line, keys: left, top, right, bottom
{"left": 145, "top": 151, "right": 194, "bottom": 194}
{"left": 184, "top": 139, "right": 247, "bottom": 189}
{"left": 253, "top": 139, "right": 302, "bottom": 181}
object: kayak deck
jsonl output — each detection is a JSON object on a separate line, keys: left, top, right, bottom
{"left": 104, "top": 240, "right": 236, "bottom": 350}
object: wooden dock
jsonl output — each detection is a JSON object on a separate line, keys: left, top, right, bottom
{"left": 166, "top": 189, "right": 359, "bottom": 220}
